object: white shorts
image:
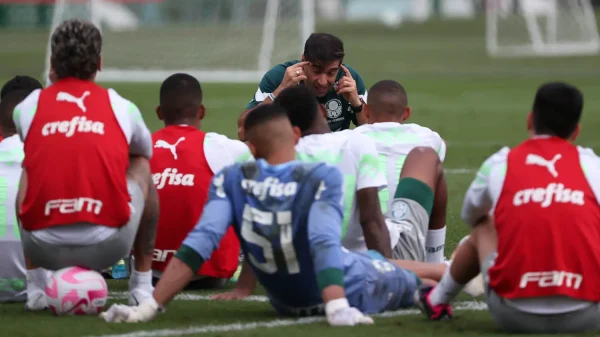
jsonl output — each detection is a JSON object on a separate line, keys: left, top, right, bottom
{"left": 20, "top": 180, "right": 144, "bottom": 271}
{"left": 481, "top": 253, "right": 600, "bottom": 333}
{"left": 386, "top": 198, "right": 428, "bottom": 261}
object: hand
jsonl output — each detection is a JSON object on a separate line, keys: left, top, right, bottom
{"left": 277, "top": 61, "right": 309, "bottom": 92}
{"left": 100, "top": 298, "right": 160, "bottom": 323}
{"left": 210, "top": 287, "right": 253, "bottom": 301}
{"left": 335, "top": 65, "right": 361, "bottom": 107}
{"left": 320, "top": 104, "right": 328, "bottom": 118}
{"left": 327, "top": 306, "right": 374, "bottom": 326}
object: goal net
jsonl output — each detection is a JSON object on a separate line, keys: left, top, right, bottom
{"left": 43, "top": 0, "right": 315, "bottom": 83}
{"left": 486, "top": 0, "right": 600, "bottom": 57}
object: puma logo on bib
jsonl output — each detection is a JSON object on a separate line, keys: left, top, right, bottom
{"left": 56, "top": 91, "right": 90, "bottom": 113}
{"left": 526, "top": 153, "right": 562, "bottom": 178}
{"left": 154, "top": 137, "right": 185, "bottom": 160}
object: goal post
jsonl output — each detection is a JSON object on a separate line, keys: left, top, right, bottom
{"left": 486, "top": 0, "right": 600, "bottom": 58}
{"left": 43, "top": 0, "right": 315, "bottom": 83}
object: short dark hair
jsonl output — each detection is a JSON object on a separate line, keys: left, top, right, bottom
{"left": 0, "top": 90, "right": 29, "bottom": 132}
{"left": 1, "top": 76, "right": 42, "bottom": 99}
{"left": 273, "top": 86, "right": 319, "bottom": 132}
{"left": 532, "top": 82, "right": 583, "bottom": 139}
{"left": 243, "top": 104, "right": 289, "bottom": 132}
{"left": 51, "top": 19, "right": 102, "bottom": 80}
{"left": 159, "top": 73, "right": 203, "bottom": 122}
{"left": 369, "top": 80, "right": 408, "bottom": 112}
{"left": 303, "top": 33, "right": 345, "bottom": 67}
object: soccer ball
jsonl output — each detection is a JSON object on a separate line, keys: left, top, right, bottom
{"left": 45, "top": 266, "right": 108, "bottom": 316}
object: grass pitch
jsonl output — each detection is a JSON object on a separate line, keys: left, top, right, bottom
{"left": 0, "top": 16, "right": 599, "bottom": 337}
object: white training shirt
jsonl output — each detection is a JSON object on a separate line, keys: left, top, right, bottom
{"left": 353, "top": 122, "right": 445, "bottom": 214}
{"left": 0, "top": 135, "right": 51, "bottom": 301}
{"left": 462, "top": 139, "right": 600, "bottom": 314}
{"left": 295, "top": 130, "right": 387, "bottom": 252}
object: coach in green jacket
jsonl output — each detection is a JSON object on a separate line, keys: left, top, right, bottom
{"left": 237, "top": 33, "right": 368, "bottom": 140}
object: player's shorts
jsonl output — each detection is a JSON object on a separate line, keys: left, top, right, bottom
{"left": 349, "top": 250, "right": 420, "bottom": 314}
{"left": 386, "top": 178, "right": 432, "bottom": 261}
{"left": 20, "top": 179, "right": 144, "bottom": 271}
{"left": 481, "top": 253, "right": 600, "bottom": 333}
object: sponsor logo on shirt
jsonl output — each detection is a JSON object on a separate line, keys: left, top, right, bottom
{"left": 152, "top": 168, "right": 195, "bottom": 190}
{"left": 44, "top": 197, "right": 103, "bottom": 216}
{"left": 41, "top": 116, "right": 104, "bottom": 138}
{"left": 241, "top": 177, "right": 297, "bottom": 200}
{"left": 520, "top": 271, "right": 582, "bottom": 290}
{"left": 512, "top": 183, "right": 585, "bottom": 208}
{"left": 153, "top": 249, "right": 177, "bottom": 262}
{"left": 525, "top": 153, "right": 562, "bottom": 178}
{"left": 56, "top": 91, "right": 90, "bottom": 113}
{"left": 154, "top": 137, "right": 185, "bottom": 160}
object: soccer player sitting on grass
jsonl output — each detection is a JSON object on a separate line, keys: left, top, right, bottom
{"left": 150, "top": 73, "right": 252, "bottom": 289}
{"left": 415, "top": 82, "right": 600, "bottom": 333}
{"left": 238, "top": 33, "right": 368, "bottom": 140}
{"left": 0, "top": 91, "right": 50, "bottom": 303}
{"left": 14, "top": 19, "right": 158, "bottom": 310}
{"left": 213, "top": 86, "right": 391, "bottom": 300}
{"left": 353, "top": 80, "right": 448, "bottom": 263}
{"left": 100, "top": 104, "right": 431, "bottom": 325}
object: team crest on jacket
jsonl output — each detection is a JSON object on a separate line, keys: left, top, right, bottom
{"left": 325, "top": 99, "right": 343, "bottom": 119}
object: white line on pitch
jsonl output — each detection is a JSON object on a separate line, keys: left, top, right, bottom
{"left": 89, "top": 301, "right": 487, "bottom": 337}
{"left": 109, "top": 292, "right": 269, "bottom": 302}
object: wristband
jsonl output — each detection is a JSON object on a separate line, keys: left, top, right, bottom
{"left": 268, "top": 93, "right": 276, "bottom": 101}
{"left": 325, "top": 298, "right": 350, "bottom": 316}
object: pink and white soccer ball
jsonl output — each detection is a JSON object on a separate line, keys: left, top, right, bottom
{"left": 45, "top": 266, "right": 108, "bottom": 316}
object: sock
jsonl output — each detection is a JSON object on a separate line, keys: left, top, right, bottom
{"left": 425, "top": 227, "right": 446, "bottom": 263}
{"left": 26, "top": 268, "right": 48, "bottom": 293}
{"left": 428, "top": 266, "right": 464, "bottom": 307}
{"left": 129, "top": 269, "right": 153, "bottom": 291}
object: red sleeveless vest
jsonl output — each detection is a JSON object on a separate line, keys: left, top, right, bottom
{"left": 490, "top": 137, "right": 600, "bottom": 301}
{"left": 21, "top": 78, "right": 130, "bottom": 230}
{"left": 150, "top": 125, "right": 240, "bottom": 278}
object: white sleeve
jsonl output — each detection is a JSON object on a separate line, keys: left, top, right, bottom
{"left": 12, "top": 89, "right": 41, "bottom": 142}
{"left": 578, "top": 146, "right": 600, "bottom": 205}
{"left": 351, "top": 133, "right": 387, "bottom": 191}
{"left": 359, "top": 90, "right": 368, "bottom": 103}
{"left": 434, "top": 133, "right": 446, "bottom": 162}
{"left": 204, "top": 133, "right": 253, "bottom": 173}
{"left": 461, "top": 147, "right": 509, "bottom": 226}
{"left": 108, "top": 89, "right": 153, "bottom": 159}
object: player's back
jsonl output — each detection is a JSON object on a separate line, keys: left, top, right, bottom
{"left": 0, "top": 135, "right": 27, "bottom": 301}
{"left": 151, "top": 126, "right": 246, "bottom": 278}
{"left": 15, "top": 78, "right": 136, "bottom": 230}
{"left": 295, "top": 130, "right": 386, "bottom": 252}
{"left": 354, "top": 122, "right": 445, "bottom": 214}
{"left": 224, "top": 159, "right": 337, "bottom": 309}
{"left": 151, "top": 126, "right": 213, "bottom": 272}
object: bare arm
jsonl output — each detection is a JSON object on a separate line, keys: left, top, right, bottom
{"left": 210, "top": 260, "right": 257, "bottom": 300}
{"left": 153, "top": 257, "right": 195, "bottom": 306}
{"left": 354, "top": 107, "right": 368, "bottom": 126}
{"left": 356, "top": 187, "right": 392, "bottom": 258}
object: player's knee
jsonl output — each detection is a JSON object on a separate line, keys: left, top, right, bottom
{"left": 406, "top": 146, "right": 440, "bottom": 166}
{"left": 470, "top": 216, "right": 496, "bottom": 241}
{"left": 401, "top": 146, "right": 442, "bottom": 183}
{"left": 127, "top": 155, "right": 152, "bottom": 197}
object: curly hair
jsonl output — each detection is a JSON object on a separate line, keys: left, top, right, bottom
{"left": 50, "top": 19, "right": 102, "bottom": 80}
